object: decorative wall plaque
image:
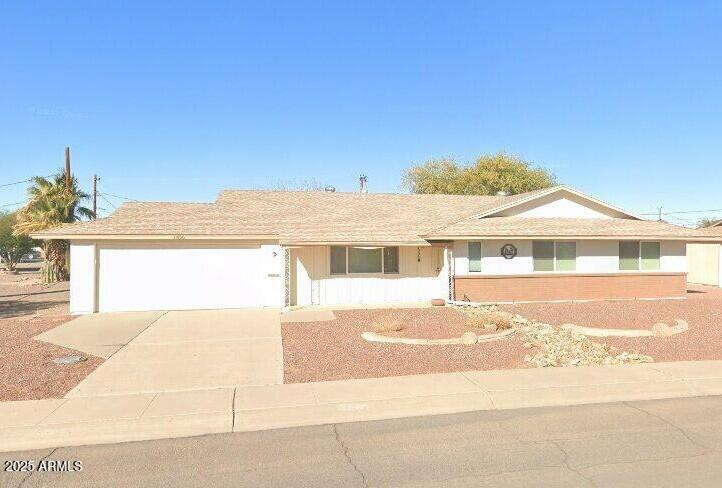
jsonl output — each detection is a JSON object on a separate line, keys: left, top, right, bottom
{"left": 500, "top": 243, "right": 517, "bottom": 259}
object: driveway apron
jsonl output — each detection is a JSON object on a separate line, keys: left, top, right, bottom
{"left": 66, "top": 309, "right": 283, "bottom": 397}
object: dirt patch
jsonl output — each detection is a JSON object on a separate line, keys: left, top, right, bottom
{"left": 282, "top": 307, "right": 529, "bottom": 383}
{"left": 0, "top": 273, "right": 103, "bottom": 401}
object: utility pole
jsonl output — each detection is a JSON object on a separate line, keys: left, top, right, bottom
{"left": 64, "top": 147, "right": 71, "bottom": 189}
{"left": 92, "top": 174, "right": 99, "bottom": 219}
{"left": 658, "top": 207, "right": 662, "bottom": 221}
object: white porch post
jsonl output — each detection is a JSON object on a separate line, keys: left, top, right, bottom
{"left": 447, "top": 244, "right": 455, "bottom": 301}
{"left": 283, "top": 246, "right": 291, "bottom": 308}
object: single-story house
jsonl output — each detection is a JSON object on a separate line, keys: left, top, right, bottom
{"left": 687, "top": 222, "right": 722, "bottom": 286}
{"left": 32, "top": 185, "right": 718, "bottom": 314}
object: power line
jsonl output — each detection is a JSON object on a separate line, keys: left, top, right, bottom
{"left": 0, "top": 201, "right": 26, "bottom": 208}
{"left": 0, "top": 174, "right": 55, "bottom": 189}
{"left": 98, "top": 193, "right": 116, "bottom": 209}
{"left": 98, "top": 191, "right": 139, "bottom": 202}
{"left": 0, "top": 178, "right": 33, "bottom": 189}
{"left": 640, "top": 208, "right": 722, "bottom": 216}
{"left": 664, "top": 208, "right": 722, "bottom": 215}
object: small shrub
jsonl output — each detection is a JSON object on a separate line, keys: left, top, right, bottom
{"left": 371, "top": 317, "right": 404, "bottom": 333}
{"left": 464, "top": 309, "right": 513, "bottom": 331}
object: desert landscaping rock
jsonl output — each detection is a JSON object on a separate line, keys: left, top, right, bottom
{"left": 280, "top": 285, "right": 722, "bottom": 383}
{"left": 52, "top": 355, "right": 88, "bottom": 365}
{"left": 449, "top": 303, "right": 654, "bottom": 367}
{"left": 561, "top": 320, "right": 689, "bottom": 338}
{"left": 520, "top": 321, "right": 653, "bottom": 367}
{"left": 500, "top": 286, "right": 722, "bottom": 365}
{"left": 461, "top": 331, "right": 478, "bottom": 344}
{"left": 361, "top": 328, "right": 515, "bottom": 345}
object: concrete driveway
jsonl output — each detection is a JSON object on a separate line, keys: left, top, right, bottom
{"left": 35, "top": 311, "right": 165, "bottom": 358}
{"left": 62, "top": 309, "right": 282, "bottom": 397}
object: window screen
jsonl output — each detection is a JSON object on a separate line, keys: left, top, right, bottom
{"left": 555, "top": 242, "right": 576, "bottom": 271}
{"left": 640, "top": 242, "right": 660, "bottom": 270}
{"left": 349, "top": 247, "right": 382, "bottom": 273}
{"left": 619, "top": 241, "right": 640, "bottom": 270}
{"left": 383, "top": 247, "right": 399, "bottom": 274}
{"left": 533, "top": 241, "right": 555, "bottom": 271}
{"left": 468, "top": 242, "right": 481, "bottom": 272}
{"left": 330, "top": 246, "right": 346, "bottom": 274}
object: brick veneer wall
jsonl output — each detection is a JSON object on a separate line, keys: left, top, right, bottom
{"left": 454, "top": 272, "right": 687, "bottom": 302}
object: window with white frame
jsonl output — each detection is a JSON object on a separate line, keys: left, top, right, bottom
{"left": 532, "top": 241, "right": 577, "bottom": 272}
{"left": 330, "top": 246, "right": 399, "bottom": 274}
{"left": 468, "top": 242, "right": 481, "bottom": 272}
{"left": 619, "top": 241, "right": 660, "bottom": 271}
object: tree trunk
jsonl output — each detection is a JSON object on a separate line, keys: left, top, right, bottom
{"left": 1, "top": 252, "right": 17, "bottom": 273}
{"left": 41, "top": 241, "right": 69, "bottom": 283}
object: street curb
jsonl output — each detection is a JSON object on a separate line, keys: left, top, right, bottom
{"left": 3, "top": 360, "right": 722, "bottom": 452}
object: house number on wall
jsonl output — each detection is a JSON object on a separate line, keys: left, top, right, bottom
{"left": 500, "top": 244, "right": 517, "bottom": 259}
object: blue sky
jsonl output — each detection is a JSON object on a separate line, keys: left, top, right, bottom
{"left": 1, "top": 1, "right": 721, "bottom": 225}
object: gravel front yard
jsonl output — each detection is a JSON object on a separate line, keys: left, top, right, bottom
{"left": 282, "top": 286, "right": 722, "bottom": 383}
{"left": 501, "top": 284, "right": 722, "bottom": 364}
{"left": 0, "top": 272, "right": 103, "bottom": 401}
{"left": 282, "top": 307, "right": 528, "bottom": 383}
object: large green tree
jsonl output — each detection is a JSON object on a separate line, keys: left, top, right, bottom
{"left": 0, "top": 211, "right": 34, "bottom": 273}
{"left": 402, "top": 152, "right": 557, "bottom": 195}
{"left": 14, "top": 170, "right": 94, "bottom": 282}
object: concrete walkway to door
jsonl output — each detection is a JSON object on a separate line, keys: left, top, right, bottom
{"left": 65, "top": 309, "right": 283, "bottom": 397}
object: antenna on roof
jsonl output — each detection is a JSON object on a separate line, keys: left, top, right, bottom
{"left": 359, "top": 174, "right": 368, "bottom": 193}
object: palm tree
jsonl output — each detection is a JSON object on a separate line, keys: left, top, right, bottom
{"left": 14, "top": 169, "right": 94, "bottom": 282}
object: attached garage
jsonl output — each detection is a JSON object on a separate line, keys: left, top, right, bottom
{"left": 69, "top": 241, "right": 284, "bottom": 314}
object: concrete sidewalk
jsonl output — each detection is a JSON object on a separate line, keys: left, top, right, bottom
{"left": 3, "top": 360, "right": 722, "bottom": 452}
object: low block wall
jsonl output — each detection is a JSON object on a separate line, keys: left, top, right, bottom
{"left": 454, "top": 272, "right": 687, "bottom": 303}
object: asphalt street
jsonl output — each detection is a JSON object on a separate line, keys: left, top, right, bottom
{"left": 3, "top": 395, "right": 722, "bottom": 487}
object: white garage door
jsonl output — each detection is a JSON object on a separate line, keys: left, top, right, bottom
{"left": 98, "top": 243, "right": 282, "bottom": 312}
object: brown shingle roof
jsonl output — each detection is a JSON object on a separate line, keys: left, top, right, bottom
{"left": 696, "top": 225, "right": 722, "bottom": 236}
{"left": 426, "top": 216, "right": 704, "bottom": 239}
{"left": 34, "top": 187, "right": 713, "bottom": 243}
{"left": 36, "top": 190, "right": 508, "bottom": 244}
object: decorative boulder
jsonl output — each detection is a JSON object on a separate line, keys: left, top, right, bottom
{"left": 461, "top": 331, "right": 478, "bottom": 345}
{"left": 651, "top": 322, "right": 674, "bottom": 337}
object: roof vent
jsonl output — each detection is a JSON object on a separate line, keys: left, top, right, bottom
{"left": 324, "top": 186, "right": 336, "bottom": 192}
{"left": 496, "top": 190, "right": 509, "bottom": 196}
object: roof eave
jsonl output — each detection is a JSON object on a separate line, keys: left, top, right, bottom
{"left": 422, "top": 234, "right": 717, "bottom": 241}
{"left": 30, "top": 233, "right": 280, "bottom": 241}
{"left": 468, "top": 185, "right": 643, "bottom": 221}
{"left": 280, "top": 239, "right": 432, "bottom": 247}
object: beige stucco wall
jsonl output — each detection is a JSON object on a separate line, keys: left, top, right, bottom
{"left": 687, "top": 243, "right": 721, "bottom": 286}
{"left": 291, "top": 246, "right": 449, "bottom": 306}
{"left": 453, "top": 239, "right": 687, "bottom": 276}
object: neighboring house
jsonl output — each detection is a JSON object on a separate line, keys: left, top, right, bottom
{"left": 32, "top": 185, "right": 717, "bottom": 314}
{"left": 687, "top": 223, "right": 722, "bottom": 286}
